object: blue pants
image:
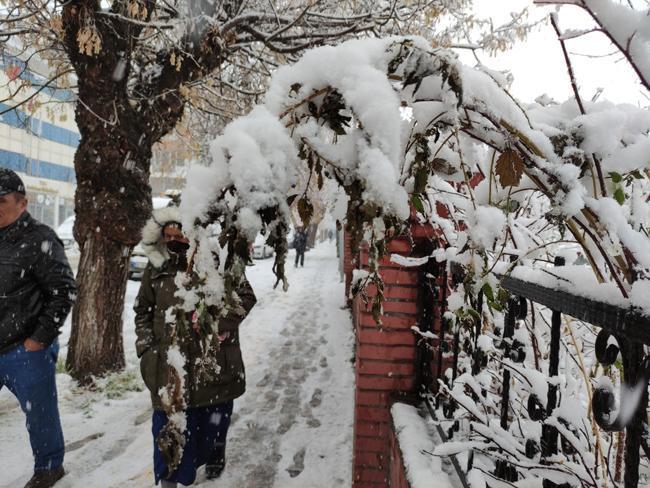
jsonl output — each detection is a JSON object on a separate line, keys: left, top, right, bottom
{"left": 153, "top": 401, "right": 233, "bottom": 486}
{"left": 0, "top": 342, "right": 64, "bottom": 471}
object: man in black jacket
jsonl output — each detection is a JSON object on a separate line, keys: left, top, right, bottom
{"left": 0, "top": 169, "right": 76, "bottom": 488}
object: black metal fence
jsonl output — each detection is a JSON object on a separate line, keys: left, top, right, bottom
{"left": 416, "top": 258, "right": 650, "bottom": 488}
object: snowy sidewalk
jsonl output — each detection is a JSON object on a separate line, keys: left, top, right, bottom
{"left": 0, "top": 242, "right": 355, "bottom": 488}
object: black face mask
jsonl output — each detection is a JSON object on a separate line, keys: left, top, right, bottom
{"left": 166, "top": 240, "right": 190, "bottom": 256}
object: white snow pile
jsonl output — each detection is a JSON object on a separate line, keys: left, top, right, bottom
{"left": 265, "top": 37, "right": 411, "bottom": 221}
{"left": 465, "top": 206, "right": 507, "bottom": 251}
{"left": 181, "top": 36, "right": 416, "bottom": 238}
{"left": 390, "top": 254, "right": 430, "bottom": 267}
{"left": 176, "top": 31, "right": 650, "bottom": 316}
{"left": 391, "top": 403, "right": 453, "bottom": 488}
{"left": 181, "top": 106, "right": 299, "bottom": 241}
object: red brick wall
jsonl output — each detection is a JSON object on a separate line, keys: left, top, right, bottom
{"left": 344, "top": 215, "right": 452, "bottom": 487}
{"left": 351, "top": 236, "right": 421, "bottom": 487}
{"left": 389, "top": 417, "right": 409, "bottom": 488}
{"left": 346, "top": 200, "right": 465, "bottom": 486}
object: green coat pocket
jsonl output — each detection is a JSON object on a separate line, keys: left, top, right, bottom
{"left": 222, "top": 346, "right": 245, "bottom": 386}
{"left": 140, "top": 348, "right": 159, "bottom": 393}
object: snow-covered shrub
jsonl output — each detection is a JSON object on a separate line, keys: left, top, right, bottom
{"left": 171, "top": 26, "right": 650, "bottom": 485}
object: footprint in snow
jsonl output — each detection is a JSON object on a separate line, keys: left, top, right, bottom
{"left": 286, "top": 447, "right": 306, "bottom": 478}
{"left": 65, "top": 432, "right": 104, "bottom": 453}
{"left": 307, "top": 418, "right": 321, "bottom": 428}
{"left": 134, "top": 409, "right": 151, "bottom": 426}
{"left": 256, "top": 373, "right": 272, "bottom": 387}
{"left": 102, "top": 434, "right": 135, "bottom": 462}
{"left": 309, "top": 388, "right": 323, "bottom": 408}
{"left": 277, "top": 416, "right": 293, "bottom": 435}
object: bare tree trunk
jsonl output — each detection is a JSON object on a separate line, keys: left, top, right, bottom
{"left": 64, "top": 91, "right": 154, "bottom": 381}
{"left": 66, "top": 234, "right": 130, "bottom": 379}
{"left": 59, "top": 5, "right": 200, "bottom": 382}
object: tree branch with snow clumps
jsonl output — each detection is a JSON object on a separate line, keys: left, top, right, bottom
{"left": 173, "top": 34, "right": 650, "bottom": 485}
{"left": 176, "top": 31, "right": 650, "bottom": 341}
{"left": 534, "top": 0, "right": 650, "bottom": 91}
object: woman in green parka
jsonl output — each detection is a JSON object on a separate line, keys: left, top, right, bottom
{"left": 134, "top": 206, "right": 256, "bottom": 487}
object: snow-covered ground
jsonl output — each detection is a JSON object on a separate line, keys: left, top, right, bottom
{"left": 0, "top": 242, "right": 354, "bottom": 488}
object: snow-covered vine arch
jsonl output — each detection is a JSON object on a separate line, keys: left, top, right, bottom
{"left": 178, "top": 35, "right": 650, "bottom": 312}
{"left": 154, "top": 35, "right": 650, "bottom": 484}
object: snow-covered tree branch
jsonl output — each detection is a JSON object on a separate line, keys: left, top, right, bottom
{"left": 171, "top": 32, "right": 650, "bottom": 486}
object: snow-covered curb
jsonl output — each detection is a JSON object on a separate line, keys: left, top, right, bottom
{"left": 391, "top": 403, "right": 453, "bottom": 488}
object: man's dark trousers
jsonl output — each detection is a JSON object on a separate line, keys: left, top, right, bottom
{"left": 0, "top": 341, "right": 64, "bottom": 471}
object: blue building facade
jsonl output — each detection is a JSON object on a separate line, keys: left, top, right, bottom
{"left": 0, "top": 50, "right": 79, "bottom": 229}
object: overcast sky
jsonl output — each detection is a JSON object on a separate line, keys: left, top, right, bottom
{"left": 466, "top": 0, "right": 647, "bottom": 106}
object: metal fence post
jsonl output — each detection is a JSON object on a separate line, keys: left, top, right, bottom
{"left": 415, "top": 255, "right": 437, "bottom": 393}
{"left": 542, "top": 256, "right": 565, "bottom": 457}
{"left": 623, "top": 340, "right": 645, "bottom": 488}
{"left": 500, "top": 293, "right": 517, "bottom": 431}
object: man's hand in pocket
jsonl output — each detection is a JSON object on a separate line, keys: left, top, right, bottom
{"left": 24, "top": 338, "right": 45, "bottom": 351}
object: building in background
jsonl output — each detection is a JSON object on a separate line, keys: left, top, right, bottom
{"left": 0, "top": 48, "right": 78, "bottom": 229}
{"left": 149, "top": 130, "right": 199, "bottom": 197}
{"left": 0, "top": 48, "right": 203, "bottom": 228}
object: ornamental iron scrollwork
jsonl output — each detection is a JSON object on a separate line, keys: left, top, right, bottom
{"left": 418, "top": 257, "right": 650, "bottom": 487}
{"left": 592, "top": 347, "right": 650, "bottom": 433}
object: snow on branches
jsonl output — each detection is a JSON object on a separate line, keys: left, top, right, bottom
{"left": 535, "top": 0, "right": 650, "bottom": 92}
{"left": 176, "top": 33, "right": 650, "bottom": 486}
{"left": 181, "top": 33, "right": 650, "bottom": 306}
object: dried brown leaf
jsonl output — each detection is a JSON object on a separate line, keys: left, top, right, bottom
{"left": 495, "top": 149, "right": 524, "bottom": 188}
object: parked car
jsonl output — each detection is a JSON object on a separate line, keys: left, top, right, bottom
{"left": 129, "top": 243, "right": 148, "bottom": 280}
{"left": 56, "top": 196, "right": 173, "bottom": 280}
{"left": 252, "top": 234, "right": 273, "bottom": 259}
{"left": 56, "top": 215, "right": 76, "bottom": 251}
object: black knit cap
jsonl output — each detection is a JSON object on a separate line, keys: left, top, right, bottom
{"left": 0, "top": 168, "right": 26, "bottom": 197}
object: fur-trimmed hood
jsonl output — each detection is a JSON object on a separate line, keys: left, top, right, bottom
{"left": 140, "top": 206, "right": 182, "bottom": 269}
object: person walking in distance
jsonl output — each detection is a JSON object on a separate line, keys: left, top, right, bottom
{"left": 134, "top": 206, "right": 256, "bottom": 487}
{"left": 0, "top": 169, "right": 76, "bottom": 488}
{"left": 293, "top": 226, "right": 307, "bottom": 268}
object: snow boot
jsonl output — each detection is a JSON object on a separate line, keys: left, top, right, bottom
{"left": 24, "top": 466, "right": 65, "bottom": 488}
{"left": 160, "top": 481, "right": 177, "bottom": 488}
{"left": 205, "top": 443, "right": 226, "bottom": 480}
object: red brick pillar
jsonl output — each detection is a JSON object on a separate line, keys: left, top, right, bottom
{"left": 351, "top": 235, "right": 421, "bottom": 487}
{"left": 347, "top": 217, "right": 448, "bottom": 487}
{"left": 388, "top": 418, "right": 409, "bottom": 488}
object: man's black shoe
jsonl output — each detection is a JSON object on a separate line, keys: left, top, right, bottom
{"left": 206, "top": 460, "right": 225, "bottom": 480}
{"left": 24, "top": 466, "right": 65, "bottom": 488}
{"left": 206, "top": 447, "right": 226, "bottom": 480}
